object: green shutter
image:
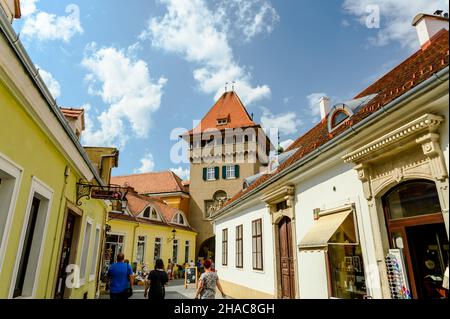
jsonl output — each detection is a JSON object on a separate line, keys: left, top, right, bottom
{"left": 235, "top": 165, "right": 240, "bottom": 178}
{"left": 214, "top": 166, "right": 219, "bottom": 180}
{"left": 202, "top": 167, "right": 207, "bottom": 181}
{"left": 222, "top": 165, "right": 227, "bottom": 179}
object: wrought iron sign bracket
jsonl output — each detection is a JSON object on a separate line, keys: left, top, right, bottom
{"left": 76, "top": 180, "right": 128, "bottom": 206}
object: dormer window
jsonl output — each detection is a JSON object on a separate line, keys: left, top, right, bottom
{"left": 172, "top": 212, "right": 186, "bottom": 225}
{"left": 142, "top": 206, "right": 159, "bottom": 220}
{"left": 217, "top": 118, "right": 228, "bottom": 125}
{"left": 331, "top": 110, "right": 349, "bottom": 128}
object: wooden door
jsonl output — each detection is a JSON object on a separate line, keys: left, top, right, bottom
{"left": 278, "top": 217, "right": 295, "bottom": 299}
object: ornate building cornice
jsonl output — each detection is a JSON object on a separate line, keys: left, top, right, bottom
{"left": 343, "top": 114, "right": 443, "bottom": 164}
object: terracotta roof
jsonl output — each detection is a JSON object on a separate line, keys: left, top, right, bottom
{"left": 110, "top": 191, "right": 196, "bottom": 232}
{"left": 111, "top": 171, "right": 188, "bottom": 195}
{"left": 225, "top": 29, "right": 449, "bottom": 207}
{"left": 183, "top": 91, "right": 259, "bottom": 136}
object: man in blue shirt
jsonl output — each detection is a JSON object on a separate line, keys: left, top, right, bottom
{"left": 107, "top": 252, "right": 133, "bottom": 299}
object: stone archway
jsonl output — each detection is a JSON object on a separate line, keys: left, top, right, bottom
{"left": 198, "top": 236, "right": 215, "bottom": 260}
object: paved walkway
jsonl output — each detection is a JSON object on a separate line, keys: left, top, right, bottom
{"left": 100, "top": 278, "right": 226, "bottom": 299}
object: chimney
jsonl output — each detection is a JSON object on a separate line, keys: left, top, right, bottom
{"left": 412, "top": 11, "right": 449, "bottom": 49}
{"left": 319, "top": 96, "right": 330, "bottom": 120}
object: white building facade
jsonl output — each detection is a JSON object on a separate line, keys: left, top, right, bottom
{"left": 213, "top": 13, "right": 449, "bottom": 299}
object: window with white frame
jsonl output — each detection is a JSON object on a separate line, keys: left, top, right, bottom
{"left": 172, "top": 239, "right": 179, "bottom": 264}
{"left": 136, "top": 236, "right": 146, "bottom": 264}
{"left": 207, "top": 167, "right": 215, "bottom": 181}
{"left": 79, "top": 220, "right": 92, "bottom": 285}
{"left": 172, "top": 213, "right": 186, "bottom": 226}
{"left": 226, "top": 165, "right": 236, "bottom": 179}
{"left": 0, "top": 155, "right": 21, "bottom": 273}
{"left": 153, "top": 237, "right": 162, "bottom": 262}
{"left": 89, "top": 226, "right": 101, "bottom": 280}
{"left": 12, "top": 178, "right": 52, "bottom": 298}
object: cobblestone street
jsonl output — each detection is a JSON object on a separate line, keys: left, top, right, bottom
{"left": 100, "top": 278, "right": 226, "bottom": 300}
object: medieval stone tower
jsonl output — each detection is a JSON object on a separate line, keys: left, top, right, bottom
{"left": 182, "top": 91, "right": 272, "bottom": 257}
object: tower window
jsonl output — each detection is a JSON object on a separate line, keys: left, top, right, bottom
{"left": 217, "top": 118, "right": 228, "bottom": 125}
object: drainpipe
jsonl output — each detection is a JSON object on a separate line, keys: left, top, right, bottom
{"left": 44, "top": 165, "right": 69, "bottom": 298}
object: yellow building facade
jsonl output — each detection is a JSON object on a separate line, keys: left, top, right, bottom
{"left": 0, "top": 8, "right": 118, "bottom": 299}
{"left": 105, "top": 191, "right": 197, "bottom": 273}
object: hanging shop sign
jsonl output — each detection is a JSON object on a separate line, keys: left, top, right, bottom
{"left": 76, "top": 180, "right": 129, "bottom": 207}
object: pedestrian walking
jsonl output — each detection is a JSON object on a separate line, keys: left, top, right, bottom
{"left": 107, "top": 253, "right": 134, "bottom": 300}
{"left": 194, "top": 259, "right": 226, "bottom": 299}
{"left": 167, "top": 259, "right": 174, "bottom": 280}
{"left": 144, "top": 259, "right": 169, "bottom": 300}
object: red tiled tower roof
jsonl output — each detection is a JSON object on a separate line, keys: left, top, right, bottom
{"left": 184, "top": 91, "right": 259, "bottom": 136}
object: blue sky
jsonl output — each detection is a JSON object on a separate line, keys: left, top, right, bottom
{"left": 13, "top": 0, "right": 449, "bottom": 179}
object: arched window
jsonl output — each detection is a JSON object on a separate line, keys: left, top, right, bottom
{"left": 331, "top": 110, "right": 349, "bottom": 128}
{"left": 143, "top": 207, "right": 151, "bottom": 218}
{"left": 172, "top": 212, "right": 186, "bottom": 225}
{"left": 382, "top": 180, "right": 441, "bottom": 220}
{"left": 143, "top": 206, "right": 158, "bottom": 219}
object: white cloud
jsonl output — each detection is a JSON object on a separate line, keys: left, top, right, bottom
{"left": 260, "top": 107, "right": 302, "bottom": 136}
{"left": 343, "top": 0, "right": 449, "bottom": 50}
{"left": 21, "top": 0, "right": 38, "bottom": 17}
{"left": 170, "top": 166, "right": 190, "bottom": 180}
{"left": 81, "top": 43, "right": 167, "bottom": 148}
{"left": 279, "top": 139, "right": 294, "bottom": 150}
{"left": 37, "top": 66, "right": 61, "bottom": 99}
{"left": 215, "top": 0, "right": 279, "bottom": 41}
{"left": 306, "top": 92, "right": 327, "bottom": 121}
{"left": 141, "top": 0, "right": 273, "bottom": 105}
{"left": 134, "top": 152, "right": 156, "bottom": 174}
{"left": 21, "top": 2, "right": 83, "bottom": 42}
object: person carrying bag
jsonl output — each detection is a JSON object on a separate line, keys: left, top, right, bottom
{"left": 107, "top": 252, "right": 134, "bottom": 300}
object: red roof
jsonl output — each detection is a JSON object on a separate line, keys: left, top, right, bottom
{"left": 226, "top": 29, "right": 449, "bottom": 207}
{"left": 111, "top": 171, "right": 188, "bottom": 195}
{"left": 184, "top": 91, "right": 259, "bottom": 136}
{"left": 111, "top": 190, "right": 195, "bottom": 232}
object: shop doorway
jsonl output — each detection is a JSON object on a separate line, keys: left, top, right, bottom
{"left": 54, "top": 212, "right": 79, "bottom": 299}
{"left": 382, "top": 180, "right": 449, "bottom": 299}
{"left": 278, "top": 216, "right": 296, "bottom": 299}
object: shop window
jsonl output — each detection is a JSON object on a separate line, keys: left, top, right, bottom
{"left": 12, "top": 178, "right": 52, "bottom": 298}
{"left": 79, "top": 220, "right": 93, "bottom": 285}
{"left": 89, "top": 226, "right": 101, "bottom": 281}
{"left": 184, "top": 241, "right": 190, "bottom": 264}
{"left": 105, "top": 234, "right": 124, "bottom": 263}
{"left": 383, "top": 180, "right": 441, "bottom": 220}
{"left": 0, "top": 157, "right": 21, "bottom": 272}
{"left": 153, "top": 237, "right": 162, "bottom": 262}
{"left": 172, "top": 239, "right": 179, "bottom": 264}
{"left": 136, "top": 236, "right": 146, "bottom": 265}
{"left": 299, "top": 208, "right": 367, "bottom": 299}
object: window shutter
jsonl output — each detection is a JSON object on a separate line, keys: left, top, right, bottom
{"left": 235, "top": 165, "right": 240, "bottom": 178}
{"left": 222, "top": 166, "right": 226, "bottom": 179}
{"left": 202, "top": 167, "right": 207, "bottom": 181}
{"left": 214, "top": 166, "right": 219, "bottom": 180}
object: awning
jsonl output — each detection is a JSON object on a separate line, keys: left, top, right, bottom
{"left": 298, "top": 210, "right": 353, "bottom": 250}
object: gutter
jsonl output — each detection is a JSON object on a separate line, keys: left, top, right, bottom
{"left": 0, "top": 12, "right": 105, "bottom": 186}
{"left": 216, "top": 65, "right": 449, "bottom": 218}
